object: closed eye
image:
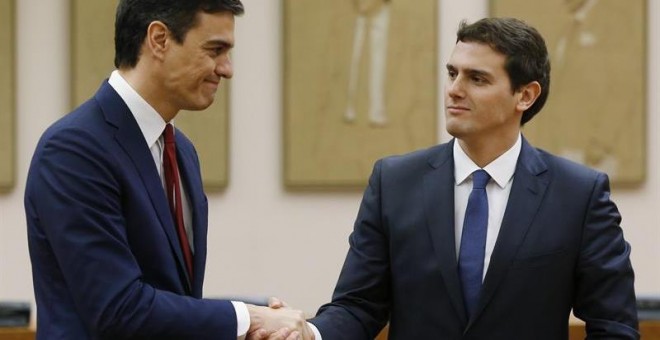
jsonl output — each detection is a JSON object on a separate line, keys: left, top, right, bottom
{"left": 204, "top": 40, "right": 233, "bottom": 57}
{"left": 207, "top": 47, "right": 228, "bottom": 57}
{"left": 471, "top": 76, "right": 487, "bottom": 84}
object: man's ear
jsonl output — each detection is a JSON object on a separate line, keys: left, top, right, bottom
{"left": 516, "top": 81, "right": 542, "bottom": 112}
{"left": 145, "top": 21, "right": 170, "bottom": 61}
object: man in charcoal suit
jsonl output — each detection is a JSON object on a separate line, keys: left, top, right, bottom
{"left": 305, "top": 17, "right": 638, "bottom": 339}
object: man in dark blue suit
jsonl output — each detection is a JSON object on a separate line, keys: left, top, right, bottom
{"left": 306, "top": 18, "right": 638, "bottom": 339}
{"left": 24, "top": 1, "right": 310, "bottom": 339}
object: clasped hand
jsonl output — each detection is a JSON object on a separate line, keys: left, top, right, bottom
{"left": 246, "top": 298, "right": 314, "bottom": 340}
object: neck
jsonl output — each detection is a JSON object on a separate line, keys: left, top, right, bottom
{"left": 457, "top": 131, "right": 519, "bottom": 168}
{"left": 118, "top": 67, "right": 178, "bottom": 122}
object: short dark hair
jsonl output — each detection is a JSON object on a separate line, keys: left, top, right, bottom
{"left": 114, "top": 0, "right": 244, "bottom": 69}
{"left": 456, "top": 18, "right": 550, "bottom": 125}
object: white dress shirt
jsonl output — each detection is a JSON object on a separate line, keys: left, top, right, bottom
{"left": 453, "top": 134, "right": 521, "bottom": 280}
{"left": 107, "top": 71, "right": 250, "bottom": 338}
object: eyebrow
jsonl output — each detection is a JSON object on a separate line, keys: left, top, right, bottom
{"left": 203, "top": 39, "right": 234, "bottom": 49}
{"left": 446, "top": 64, "right": 493, "bottom": 79}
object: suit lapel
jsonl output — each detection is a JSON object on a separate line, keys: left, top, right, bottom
{"left": 95, "top": 82, "right": 192, "bottom": 294}
{"left": 175, "top": 134, "right": 207, "bottom": 297}
{"left": 423, "top": 140, "right": 469, "bottom": 325}
{"left": 468, "top": 137, "right": 549, "bottom": 327}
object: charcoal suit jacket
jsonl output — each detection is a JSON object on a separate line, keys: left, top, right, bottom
{"left": 310, "top": 138, "right": 638, "bottom": 339}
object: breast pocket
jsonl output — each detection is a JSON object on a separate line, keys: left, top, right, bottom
{"left": 511, "top": 248, "right": 567, "bottom": 269}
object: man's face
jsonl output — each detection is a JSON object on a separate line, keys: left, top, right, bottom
{"left": 444, "top": 41, "right": 522, "bottom": 143}
{"left": 161, "top": 11, "right": 235, "bottom": 112}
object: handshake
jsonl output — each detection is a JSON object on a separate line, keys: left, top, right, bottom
{"left": 246, "top": 298, "right": 316, "bottom": 340}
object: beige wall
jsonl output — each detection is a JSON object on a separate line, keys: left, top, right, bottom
{"left": 0, "top": 0, "right": 658, "bottom": 321}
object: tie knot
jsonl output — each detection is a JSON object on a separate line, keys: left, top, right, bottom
{"left": 164, "top": 124, "right": 175, "bottom": 144}
{"left": 471, "top": 169, "right": 490, "bottom": 189}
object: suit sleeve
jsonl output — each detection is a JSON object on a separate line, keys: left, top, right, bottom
{"left": 572, "top": 173, "right": 639, "bottom": 339}
{"left": 25, "top": 127, "right": 237, "bottom": 339}
{"left": 309, "top": 160, "right": 390, "bottom": 340}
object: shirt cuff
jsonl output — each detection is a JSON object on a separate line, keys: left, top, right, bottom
{"left": 232, "top": 301, "right": 250, "bottom": 337}
{"left": 308, "top": 322, "right": 322, "bottom": 340}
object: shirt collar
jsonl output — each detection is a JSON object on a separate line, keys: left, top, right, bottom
{"left": 108, "top": 70, "right": 168, "bottom": 148}
{"left": 454, "top": 133, "right": 522, "bottom": 188}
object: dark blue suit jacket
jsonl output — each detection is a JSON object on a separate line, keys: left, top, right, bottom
{"left": 25, "top": 82, "right": 236, "bottom": 339}
{"left": 310, "top": 138, "right": 638, "bottom": 339}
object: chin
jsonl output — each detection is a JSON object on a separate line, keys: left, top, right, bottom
{"left": 187, "top": 98, "right": 216, "bottom": 111}
{"left": 445, "top": 121, "right": 462, "bottom": 137}
{"left": 445, "top": 123, "right": 473, "bottom": 140}
{"left": 200, "top": 100, "right": 215, "bottom": 110}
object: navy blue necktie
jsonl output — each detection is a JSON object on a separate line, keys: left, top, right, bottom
{"left": 458, "top": 169, "right": 491, "bottom": 317}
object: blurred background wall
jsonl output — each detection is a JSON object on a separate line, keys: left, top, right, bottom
{"left": 0, "top": 0, "right": 658, "bottom": 319}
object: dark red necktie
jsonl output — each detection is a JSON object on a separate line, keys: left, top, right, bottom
{"left": 163, "top": 124, "right": 194, "bottom": 282}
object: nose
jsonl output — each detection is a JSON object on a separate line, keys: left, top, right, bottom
{"left": 215, "top": 54, "right": 233, "bottom": 79}
{"left": 446, "top": 76, "right": 465, "bottom": 99}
